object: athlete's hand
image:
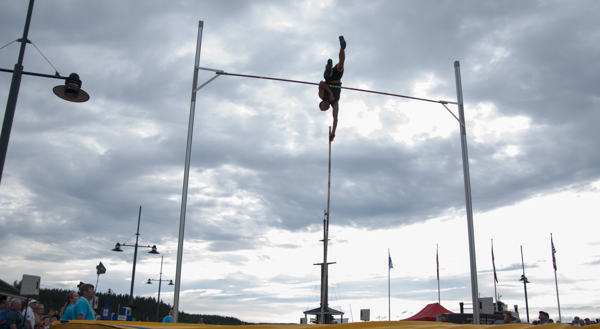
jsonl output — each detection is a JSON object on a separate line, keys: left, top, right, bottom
{"left": 329, "top": 132, "right": 335, "bottom": 142}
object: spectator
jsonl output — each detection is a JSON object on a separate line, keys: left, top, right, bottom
{"left": 74, "top": 283, "right": 96, "bottom": 320}
{"left": 34, "top": 304, "right": 44, "bottom": 324}
{"left": 573, "top": 316, "right": 582, "bottom": 327}
{"left": 0, "top": 300, "right": 8, "bottom": 329}
{"left": 46, "top": 309, "right": 55, "bottom": 319}
{"left": 49, "top": 315, "right": 58, "bottom": 324}
{"left": 538, "top": 311, "right": 549, "bottom": 325}
{"left": 5, "top": 300, "right": 24, "bottom": 329}
{"left": 440, "top": 314, "right": 448, "bottom": 323}
{"left": 33, "top": 321, "right": 44, "bottom": 329}
{"left": 585, "top": 318, "right": 591, "bottom": 326}
{"left": 61, "top": 292, "right": 79, "bottom": 321}
{"left": 198, "top": 317, "right": 204, "bottom": 325}
{"left": 162, "top": 310, "right": 173, "bottom": 323}
{"left": 22, "top": 300, "right": 37, "bottom": 329}
{"left": 503, "top": 312, "right": 513, "bottom": 324}
{"left": 579, "top": 319, "right": 585, "bottom": 326}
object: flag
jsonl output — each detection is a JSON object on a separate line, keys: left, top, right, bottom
{"left": 552, "top": 235, "right": 557, "bottom": 271}
{"left": 389, "top": 250, "right": 393, "bottom": 269}
{"left": 436, "top": 248, "right": 439, "bottom": 281}
{"left": 492, "top": 243, "right": 498, "bottom": 283}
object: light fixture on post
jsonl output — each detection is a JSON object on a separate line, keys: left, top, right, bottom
{"left": 111, "top": 206, "right": 159, "bottom": 308}
{"left": 0, "top": 0, "right": 90, "bottom": 187}
{"left": 146, "top": 256, "right": 174, "bottom": 322}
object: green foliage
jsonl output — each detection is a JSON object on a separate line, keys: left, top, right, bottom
{"left": 29, "top": 287, "right": 248, "bottom": 325}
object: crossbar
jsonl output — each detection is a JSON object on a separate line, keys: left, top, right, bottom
{"left": 215, "top": 71, "right": 458, "bottom": 105}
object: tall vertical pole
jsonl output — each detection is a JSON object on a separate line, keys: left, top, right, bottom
{"left": 551, "top": 233, "right": 561, "bottom": 322}
{"left": 173, "top": 20, "right": 204, "bottom": 324}
{"left": 520, "top": 246, "right": 530, "bottom": 323}
{"left": 156, "top": 256, "right": 164, "bottom": 322}
{"left": 129, "top": 206, "right": 142, "bottom": 307}
{"left": 0, "top": 0, "right": 35, "bottom": 186}
{"left": 437, "top": 244, "right": 440, "bottom": 304}
{"left": 492, "top": 239, "right": 498, "bottom": 311}
{"left": 388, "top": 248, "right": 391, "bottom": 321}
{"left": 321, "top": 126, "right": 332, "bottom": 324}
{"left": 454, "top": 61, "right": 480, "bottom": 324}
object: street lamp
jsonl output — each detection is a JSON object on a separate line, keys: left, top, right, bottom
{"left": 519, "top": 245, "right": 530, "bottom": 323}
{"left": 112, "top": 206, "right": 159, "bottom": 307}
{"left": 146, "top": 256, "right": 174, "bottom": 322}
{"left": 0, "top": 0, "right": 90, "bottom": 186}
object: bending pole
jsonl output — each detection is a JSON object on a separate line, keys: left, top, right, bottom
{"left": 321, "top": 126, "right": 332, "bottom": 324}
{"left": 215, "top": 71, "right": 457, "bottom": 105}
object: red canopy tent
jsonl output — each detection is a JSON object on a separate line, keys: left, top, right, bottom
{"left": 401, "top": 303, "right": 453, "bottom": 321}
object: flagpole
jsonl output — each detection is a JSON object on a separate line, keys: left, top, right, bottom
{"left": 436, "top": 244, "right": 440, "bottom": 304}
{"left": 492, "top": 239, "right": 498, "bottom": 311}
{"left": 388, "top": 249, "right": 394, "bottom": 320}
{"left": 552, "top": 233, "right": 562, "bottom": 322}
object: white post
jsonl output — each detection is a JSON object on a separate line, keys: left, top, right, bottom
{"left": 454, "top": 61, "right": 480, "bottom": 324}
{"left": 552, "top": 233, "right": 562, "bottom": 322}
{"left": 173, "top": 21, "right": 204, "bottom": 323}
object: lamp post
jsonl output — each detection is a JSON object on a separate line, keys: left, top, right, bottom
{"left": 112, "top": 206, "right": 159, "bottom": 307}
{"left": 146, "top": 256, "right": 174, "bottom": 322}
{"left": 0, "top": 0, "right": 90, "bottom": 186}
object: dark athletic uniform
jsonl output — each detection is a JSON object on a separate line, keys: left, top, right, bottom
{"left": 321, "top": 64, "right": 344, "bottom": 105}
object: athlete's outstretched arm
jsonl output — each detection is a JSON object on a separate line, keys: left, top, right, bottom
{"left": 330, "top": 102, "right": 339, "bottom": 141}
{"left": 319, "top": 81, "right": 334, "bottom": 101}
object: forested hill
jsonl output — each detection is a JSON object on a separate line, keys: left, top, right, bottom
{"left": 30, "top": 287, "right": 248, "bottom": 325}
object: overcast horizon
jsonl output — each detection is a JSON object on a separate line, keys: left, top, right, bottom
{"left": 1, "top": 0, "right": 600, "bottom": 324}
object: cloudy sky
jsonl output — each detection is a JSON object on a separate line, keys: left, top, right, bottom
{"left": 1, "top": 0, "right": 600, "bottom": 324}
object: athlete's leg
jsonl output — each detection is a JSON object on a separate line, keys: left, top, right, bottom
{"left": 325, "top": 58, "right": 333, "bottom": 78}
{"left": 337, "top": 36, "right": 346, "bottom": 72}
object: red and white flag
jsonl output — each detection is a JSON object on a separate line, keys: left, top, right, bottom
{"left": 552, "top": 235, "right": 557, "bottom": 271}
{"left": 492, "top": 243, "right": 498, "bottom": 283}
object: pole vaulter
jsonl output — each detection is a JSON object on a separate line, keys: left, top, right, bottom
{"left": 175, "top": 20, "right": 480, "bottom": 324}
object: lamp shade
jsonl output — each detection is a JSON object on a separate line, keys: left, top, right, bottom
{"left": 148, "top": 245, "right": 159, "bottom": 254}
{"left": 53, "top": 73, "right": 90, "bottom": 102}
{"left": 111, "top": 243, "right": 123, "bottom": 252}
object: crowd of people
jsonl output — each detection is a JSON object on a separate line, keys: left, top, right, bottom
{"left": 0, "top": 299, "right": 58, "bottom": 329}
{"left": 492, "top": 310, "right": 599, "bottom": 325}
{"left": 0, "top": 282, "right": 98, "bottom": 329}
{"left": 0, "top": 282, "right": 205, "bottom": 326}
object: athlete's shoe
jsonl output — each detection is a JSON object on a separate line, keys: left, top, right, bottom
{"left": 339, "top": 36, "right": 346, "bottom": 49}
{"left": 325, "top": 59, "right": 333, "bottom": 77}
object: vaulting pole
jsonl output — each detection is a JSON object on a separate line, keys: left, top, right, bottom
{"left": 320, "top": 126, "right": 332, "bottom": 324}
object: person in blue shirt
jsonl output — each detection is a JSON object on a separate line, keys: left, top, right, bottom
{"left": 162, "top": 310, "right": 173, "bottom": 323}
{"left": 0, "top": 300, "right": 9, "bottom": 329}
{"left": 5, "top": 300, "right": 24, "bottom": 329}
{"left": 60, "top": 292, "right": 79, "bottom": 321}
{"left": 74, "top": 284, "right": 96, "bottom": 321}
